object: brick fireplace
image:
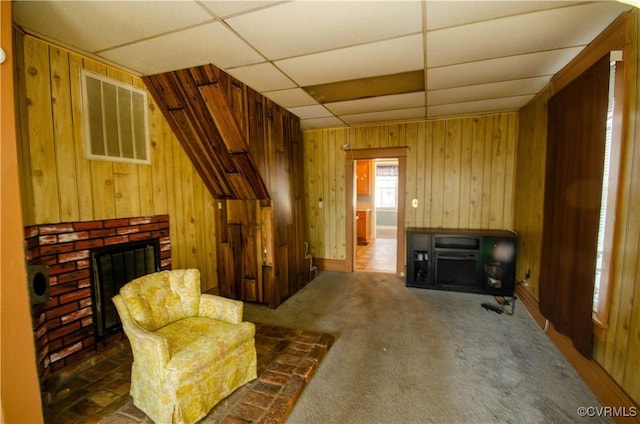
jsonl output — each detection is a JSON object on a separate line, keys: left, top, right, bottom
{"left": 24, "top": 215, "right": 171, "bottom": 382}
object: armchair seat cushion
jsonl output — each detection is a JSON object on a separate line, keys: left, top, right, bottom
{"left": 156, "top": 317, "right": 255, "bottom": 372}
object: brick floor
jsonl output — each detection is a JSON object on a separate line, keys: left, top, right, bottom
{"left": 43, "top": 323, "right": 334, "bottom": 424}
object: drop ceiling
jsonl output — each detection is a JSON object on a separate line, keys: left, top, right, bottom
{"left": 12, "top": 0, "right": 632, "bottom": 130}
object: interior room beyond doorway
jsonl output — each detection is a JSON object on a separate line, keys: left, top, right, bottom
{"left": 355, "top": 159, "right": 398, "bottom": 273}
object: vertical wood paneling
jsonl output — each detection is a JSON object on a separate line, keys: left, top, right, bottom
{"left": 470, "top": 117, "right": 486, "bottom": 228}
{"left": 69, "top": 54, "right": 93, "bottom": 221}
{"left": 481, "top": 117, "right": 496, "bottom": 228}
{"left": 132, "top": 78, "right": 155, "bottom": 217}
{"left": 606, "top": 10, "right": 640, "bottom": 399}
{"left": 312, "top": 130, "right": 325, "bottom": 258}
{"left": 180, "top": 151, "right": 197, "bottom": 270}
{"left": 171, "top": 131, "right": 187, "bottom": 269}
{"left": 503, "top": 114, "right": 517, "bottom": 230}
{"left": 149, "top": 103, "right": 168, "bottom": 213}
{"left": 405, "top": 122, "right": 419, "bottom": 227}
{"left": 14, "top": 32, "right": 35, "bottom": 223}
{"left": 303, "top": 112, "right": 517, "bottom": 265}
{"left": 49, "top": 46, "right": 79, "bottom": 222}
{"left": 419, "top": 122, "right": 431, "bottom": 227}
{"left": 16, "top": 34, "right": 218, "bottom": 291}
{"left": 431, "top": 120, "right": 446, "bottom": 227}
{"left": 443, "top": 118, "right": 462, "bottom": 228}
{"left": 513, "top": 91, "right": 551, "bottom": 299}
{"left": 489, "top": 114, "right": 508, "bottom": 227}
{"left": 515, "top": 10, "right": 639, "bottom": 405}
{"left": 620, "top": 11, "right": 640, "bottom": 400}
{"left": 459, "top": 118, "right": 473, "bottom": 228}
{"left": 334, "top": 129, "right": 346, "bottom": 259}
{"left": 23, "top": 36, "right": 60, "bottom": 223}
{"left": 327, "top": 130, "right": 338, "bottom": 259}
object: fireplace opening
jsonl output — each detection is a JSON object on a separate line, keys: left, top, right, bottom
{"left": 435, "top": 251, "right": 481, "bottom": 288}
{"left": 433, "top": 234, "right": 482, "bottom": 291}
{"left": 91, "top": 239, "right": 160, "bottom": 338}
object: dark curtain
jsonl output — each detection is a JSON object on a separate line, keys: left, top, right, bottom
{"left": 540, "top": 54, "right": 611, "bottom": 358}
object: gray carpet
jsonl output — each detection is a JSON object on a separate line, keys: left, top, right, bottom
{"left": 244, "top": 271, "right": 610, "bottom": 424}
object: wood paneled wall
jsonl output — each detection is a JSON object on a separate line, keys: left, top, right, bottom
{"left": 14, "top": 33, "right": 218, "bottom": 291}
{"left": 214, "top": 93, "right": 307, "bottom": 307}
{"left": 514, "top": 90, "right": 552, "bottom": 300}
{"left": 514, "top": 11, "right": 640, "bottom": 404}
{"left": 303, "top": 112, "right": 517, "bottom": 263}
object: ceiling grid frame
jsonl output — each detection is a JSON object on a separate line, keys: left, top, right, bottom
{"left": 12, "top": 0, "right": 633, "bottom": 130}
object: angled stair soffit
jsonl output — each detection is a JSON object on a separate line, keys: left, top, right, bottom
{"left": 143, "top": 64, "right": 270, "bottom": 200}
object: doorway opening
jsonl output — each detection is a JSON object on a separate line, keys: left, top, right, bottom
{"left": 345, "top": 146, "right": 406, "bottom": 276}
{"left": 355, "top": 159, "right": 398, "bottom": 273}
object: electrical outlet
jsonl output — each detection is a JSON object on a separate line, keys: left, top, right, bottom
{"left": 411, "top": 198, "right": 418, "bottom": 208}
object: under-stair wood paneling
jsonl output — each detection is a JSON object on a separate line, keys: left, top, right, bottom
{"left": 303, "top": 113, "right": 516, "bottom": 264}
{"left": 14, "top": 33, "right": 218, "bottom": 292}
{"left": 216, "top": 199, "right": 268, "bottom": 303}
{"left": 514, "top": 10, "right": 640, "bottom": 405}
{"left": 143, "top": 65, "right": 270, "bottom": 201}
{"left": 145, "top": 63, "right": 307, "bottom": 307}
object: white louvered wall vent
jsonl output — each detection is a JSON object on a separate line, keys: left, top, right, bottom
{"left": 81, "top": 70, "right": 151, "bottom": 165}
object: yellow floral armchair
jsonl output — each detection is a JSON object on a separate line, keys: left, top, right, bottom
{"left": 112, "top": 269, "right": 257, "bottom": 424}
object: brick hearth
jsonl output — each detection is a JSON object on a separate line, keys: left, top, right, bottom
{"left": 24, "top": 215, "right": 171, "bottom": 382}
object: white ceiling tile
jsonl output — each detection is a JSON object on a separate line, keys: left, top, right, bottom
{"left": 276, "top": 34, "right": 424, "bottom": 87}
{"left": 325, "top": 92, "right": 425, "bottom": 116}
{"left": 199, "top": 1, "right": 282, "bottom": 19}
{"left": 262, "top": 89, "right": 318, "bottom": 108}
{"left": 341, "top": 108, "right": 426, "bottom": 125}
{"left": 300, "top": 117, "right": 345, "bottom": 130}
{"left": 288, "top": 105, "right": 333, "bottom": 120}
{"left": 427, "top": 95, "right": 534, "bottom": 118}
{"left": 425, "top": 1, "right": 576, "bottom": 30}
{"left": 226, "top": 1, "right": 422, "bottom": 60}
{"left": 227, "top": 63, "right": 296, "bottom": 92}
{"left": 99, "top": 22, "right": 264, "bottom": 75}
{"left": 12, "top": 0, "right": 631, "bottom": 129}
{"left": 12, "top": 0, "right": 212, "bottom": 53}
{"left": 427, "top": 47, "right": 584, "bottom": 90}
{"left": 427, "top": 2, "right": 631, "bottom": 67}
{"left": 427, "top": 77, "right": 549, "bottom": 106}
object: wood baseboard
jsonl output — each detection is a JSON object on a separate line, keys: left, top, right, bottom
{"left": 516, "top": 285, "right": 639, "bottom": 423}
{"left": 315, "top": 258, "right": 348, "bottom": 272}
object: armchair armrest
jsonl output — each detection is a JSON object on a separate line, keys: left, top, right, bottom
{"left": 113, "top": 294, "right": 170, "bottom": 369}
{"left": 199, "top": 294, "right": 243, "bottom": 324}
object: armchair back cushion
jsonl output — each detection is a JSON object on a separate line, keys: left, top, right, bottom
{"left": 119, "top": 268, "right": 200, "bottom": 331}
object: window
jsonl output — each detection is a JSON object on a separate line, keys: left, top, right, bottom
{"left": 592, "top": 53, "right": 623, "bottom": 339}
{"left": 375, "top": 161, "right": 398, "bottom": 209}
{"left": 81, "top": 70, "right": 151, "bottom": 165}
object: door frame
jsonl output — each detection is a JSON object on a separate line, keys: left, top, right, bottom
{"left": 345, "top": 147, "right": 407, "bottom": 276}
